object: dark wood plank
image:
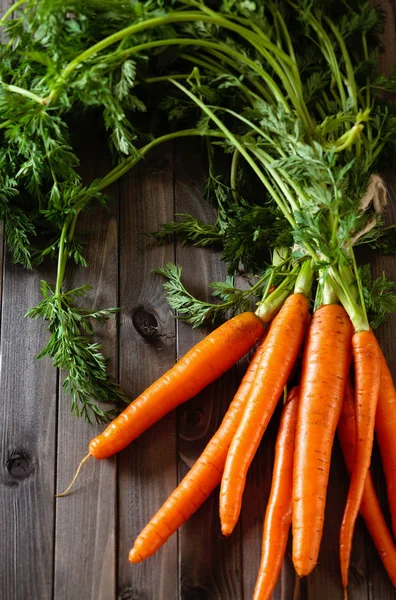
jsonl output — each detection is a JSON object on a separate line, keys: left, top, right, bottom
{"left": 378, "top": 0, "right": 396, "bottom": 77}
{"left": 175, "top": 139, "right": 244, "bottom": 600}
{"left": 0, "top": 250, "right": 56, "bottom": 600}
{"left": 53, "top": 135, "right": 118, "bottom": 600}
{"left": 0, "top": 4, "right": 57, "bottom": 599}
{"left": 117, "top": 146, "right": 178, "bottom": 599}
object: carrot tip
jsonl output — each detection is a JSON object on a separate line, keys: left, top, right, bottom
{"left": 221, "top": 523, "right": 234, "bottom": 536}
{"left": 55, "top": 452, "right": 91, "bottom": 498}
{"left": 129, "top": 547, "right": 142, "bottom": 564}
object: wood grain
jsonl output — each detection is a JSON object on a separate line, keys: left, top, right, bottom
{"left": 53, "top": 133, "right": 118, "bottom": 600}
{"left": 0, "top": 257, "right": 57, "bottom": 600}
{"left": 175, "top": 139, "right": 244, "bottom": 600}
{"left": 117, "top": 145, "right": 178, "bottom": 600}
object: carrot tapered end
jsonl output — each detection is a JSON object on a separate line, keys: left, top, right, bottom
{"left": 129, "top": 546, "right": 143, "bottom": 564}
{"left": 221, "top": 522, "right": 234, "bottom": 536}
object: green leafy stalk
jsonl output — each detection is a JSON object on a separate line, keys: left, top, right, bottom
{"left": 26, "top": 281, "right": 127, "bottom": 423}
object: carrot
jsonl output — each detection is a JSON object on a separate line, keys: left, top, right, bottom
{"left": 129, "top": 335, "right": 267, "bottom": 563}
{"left": 375, "top": 351, "right": 396, "bottom": 539}
{"left": 339, "top": 329, "right": 381, "bottom": 590}
{"left": 89, "top": 311, "right": 265, "bottom": 460}
{"left": 253, "top": 386, "right": 299, "bottom": 600}
{"left": 338, "top": 383, "right": 396, "bottom": 587}
{"left": 220, "top": 293, "right": 309, "bottom": 536}
{"left": 292, "top": 304, "right": 353, "bottom": 577}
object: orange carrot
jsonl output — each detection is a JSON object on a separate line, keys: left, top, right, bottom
{"left": 129, "top": 336, "right": 267, "bottom": 563}
{"left": 253, "top": 386, "right": 299, "bottom": 600}
{"left": 220, "top": 293, "right": 309, "bottom": 536}
{"left": 339, "top": 329, "right": 381, "bottom": 589}
{"left": 89, "top": 312, "right": 264, "bottom": 459}
{"left": 375, "top": 351, "right": 396, "bottom": 539}
{"left": 338, "top": 383, "right": 396, "bottom": 587}
{"left": 292, "top": 304, "right": 353, "bottom": 577}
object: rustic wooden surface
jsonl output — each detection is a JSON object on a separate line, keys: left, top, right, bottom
{"left": 0, "top": 1, "right": 396, "bottom": 599}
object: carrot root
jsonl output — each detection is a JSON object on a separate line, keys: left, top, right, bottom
{"left": 292, "top": 304, "right": 353, "bottom": 577}
{"left": 339, "top": 329, "right": 381, "bottom": 589}
{"left": 90, "top": 312, "right": 265, "bottom": 460}
{"left": 220, "top": 293, "right": 309, "bottom": 536}
{"left": 253, "top": 386, "right": 299, "bottom": 600}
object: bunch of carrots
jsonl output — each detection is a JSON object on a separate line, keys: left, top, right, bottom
{"left": 59, "top": 255, "right": 396, "bottom": 597}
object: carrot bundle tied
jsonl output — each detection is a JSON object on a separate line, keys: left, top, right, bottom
{"left": 338, "top": 383, "right": 396, "bottom": 587}
{"left": 220, "top": 293, "right": 309, "bottom": 536}
{"left": 375, "top": 352, "right": 396, "bottom": 539}
{"left": 89, "top": 311, "right": 265, "bottom": 460}
{"left": 339, "top": 329, "right": 381, "bottom": 589}
{"left": 292, "top": 304, "right": 353, "bottom": 577}
{"left": 129, "top": 335, "right": 267, "bottom": 563}
{"left": 253, "top": 386, "right": 299, "bottom": 600}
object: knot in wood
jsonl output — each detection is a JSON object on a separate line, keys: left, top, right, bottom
{"left": 132, "top": 306, "right": 159, "bottom": 341}
{"left": 6, "top": 450, "right": 34, "bottom": 479}
{"left": 179, "top": 408, "right": 205, "bottom": 441}
{"left": 150, "top": 157, "right": 169, "bottom": 173}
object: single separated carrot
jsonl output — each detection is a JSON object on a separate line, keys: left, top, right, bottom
{"left": 89, "top": 312, "right": 264, "bottom": 460}
{"left": 339, "top": 329, "right": 381, "bottom": 589}
{"left": 129, "top": 335, "right": 267, "bottom": 563}
{"left": 338, "top": 383, "right": 396, "bottom": 587}
{"left": 253, "top": 386, "right": 299, "bottom": 600}
{"left": 375, "top": 351, "right": 396, "bottom": 539}
{"left": 220, "top": 293, "right": 309, "bottom": 536}
{"left": 292, "top": 304, "right": 353, "bottom": 577}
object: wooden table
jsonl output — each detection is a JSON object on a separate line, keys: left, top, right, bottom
{"left": 1, "top": 2, "right": 396, "bottom": 599}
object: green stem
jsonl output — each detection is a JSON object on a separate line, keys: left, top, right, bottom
{"left": 114, "top": 38, "right": 287, "bottom": 109}
{"left": 272, "top": 246, "right": 290, "bottom": 267}
{"left": 0, "top": 119, "right": 12, "bottom": 129}
{"left": 294, "top": 259, "right": 314, "bottom": 296}
{"left": 0, "top": 0, "right": 26, "bottom": 25}
{"left": 251, "top": 147, "right": 300, "bottom": 213}
{"left": 255, "top": 263, "right": 300, "bottom": 321}
{"left": 55, "top": 218, "right": 72, "bottom": 297}
{"left": 220, "top": 108, "right": 286, "bottom": 157}
{"left": 143, "top": 74, "right": 193, "bottom": 84}
{"left": 303, "top": 11, "right": 348, "bottom": 111}
{"left": 328, "top": 264, "right": 369, "bottom": 332}
{"left": 46, "top": 11, "right": 290, "bottom": 105}
{"left": 362, "top": 31, "right": 373, "bottom": 145}
{"left": 1, "top": 83, "right": 46, "bottom": 105}
{"left": 187, "top": 2, "right": 294, "bottom": 65}
{"left": 324, "top": 17, "right": 358, "bottom": 113}
{"left": 322, "top": 272, "right": 338, "bottom": 305}
{"left": 230, "top": 149, "right": 240, "bottom": 202}
{"left": 170, "top": 79, "right": 296, "bottom": 228}
{"left": 180, "top": 52, "right": 223, "bottom": 75}
{"left": 94, "top": 128, "right": 224, "bottom": 197}
{"left": 196, "top": 49, "right": 274, "bottom": 104}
